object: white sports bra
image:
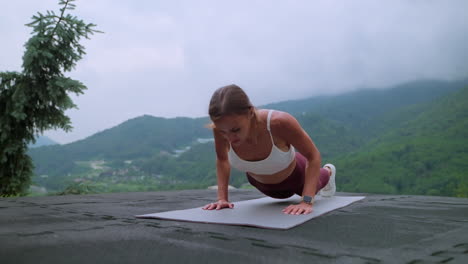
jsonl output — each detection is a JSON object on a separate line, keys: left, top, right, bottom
{"left": 228, "top": 110, "right": 296, "bottom": 175}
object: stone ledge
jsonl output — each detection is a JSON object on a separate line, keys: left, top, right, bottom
{"left": 1, "top": 190, "right": 467, "bottom": 264}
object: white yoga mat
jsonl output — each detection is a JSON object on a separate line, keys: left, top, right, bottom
{"left": 136, "top": 195, "right": 365, "bottom": 230}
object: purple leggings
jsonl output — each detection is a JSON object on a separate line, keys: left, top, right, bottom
{"left": 246, "top": 152, "right": 330, "bottom": 199}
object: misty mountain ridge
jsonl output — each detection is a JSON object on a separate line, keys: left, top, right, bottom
{"left": 265, "top": 78, "right": 468, "bottom": 128}
{"left": 46, "top": 78, "right": 468, "bottom": 145}
{"left": 28, "top": 79, "right": 468, "bottom": 197}
{"left": 29, "top": 136, "right": 59, "bottom": 148}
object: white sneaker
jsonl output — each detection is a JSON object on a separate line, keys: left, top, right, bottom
{"left": 320, "top": 163, "right": 336, "bottom": 197}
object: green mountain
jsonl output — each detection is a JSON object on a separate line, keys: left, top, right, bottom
{"left": 29, "top": 115, "right": 213, "bottom": 191}
{"left": 44, "top": 115, "right": 211, "bottom": 159}
{"left": 265, "top": 79, "right": 468, "bottom": 136}
{"left": 28, "top": 79, "right": 468, "bottom": 196}
{"left": 335, "top": 86, "right": 468, "bottom": 197}
{"left": 30, "top": 115, "right": 212, "bottom": 162}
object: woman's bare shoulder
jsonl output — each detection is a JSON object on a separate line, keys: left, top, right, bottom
{"left": 270, "top": 110, "right": 298, "bottom": 130}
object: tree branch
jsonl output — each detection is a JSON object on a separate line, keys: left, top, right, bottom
{"left": 50, "top": 0, "right": 70, "bottom": 38}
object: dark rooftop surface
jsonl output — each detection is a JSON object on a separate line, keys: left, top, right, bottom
{"left": 1, "top": 189, "right": 467, "bottom": 264}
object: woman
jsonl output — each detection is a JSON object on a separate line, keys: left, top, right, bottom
{"left": 202, "top": 84, "right": 336, "bottom": 215}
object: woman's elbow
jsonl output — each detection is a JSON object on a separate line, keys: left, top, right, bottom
{"left": 305, "top": 150, "right": 321, "bottom": 166}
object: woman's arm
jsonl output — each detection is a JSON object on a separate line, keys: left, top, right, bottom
{"left": 272, "top": 111, "right": 322, "bottom": 214}
{"left": 216, "top": 157, "right": 231, "bottom": 202}
{"left": 203, "top": 128, "right": 234, "bottom": 210}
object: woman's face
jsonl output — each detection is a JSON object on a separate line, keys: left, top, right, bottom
{"left": 214, "top": 113, "right": 253, "bottom": 146}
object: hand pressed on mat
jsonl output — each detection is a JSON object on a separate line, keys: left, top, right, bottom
{"left": 282, "top": 202, "right": 313, "bottom": 215}
{"left": 202, "top": 199, "right": 313, "bottom": 215}
{"left": 202, "top": 199, "right": 234, "bottom": 210}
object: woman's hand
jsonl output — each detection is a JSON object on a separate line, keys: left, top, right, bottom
{"left": 202, "top": 199, "right": 234, "bottom": 210}
{"left": 282, "top": 202, "right": 313, "bottom": 215}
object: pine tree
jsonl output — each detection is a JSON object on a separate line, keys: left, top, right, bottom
{"left": 0, "top": 0, "right": 100, "bottom": 196}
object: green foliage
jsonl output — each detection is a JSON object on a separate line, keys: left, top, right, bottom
{"left": 56, "top": 181, "right": 97, "bottom": 195}
{"left": 0, "top": 0, "right": 99, "bottom": 196}
{"left": 336, "top": 86, "right": 468, "bottom": 197}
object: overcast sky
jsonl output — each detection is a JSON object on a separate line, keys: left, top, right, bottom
{"left": 1, "top": 0, "right": 467, "bottom": 144}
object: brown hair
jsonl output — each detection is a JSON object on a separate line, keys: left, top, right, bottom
{"left": 208, "top": 84, "right": 255, "bottom": 122}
